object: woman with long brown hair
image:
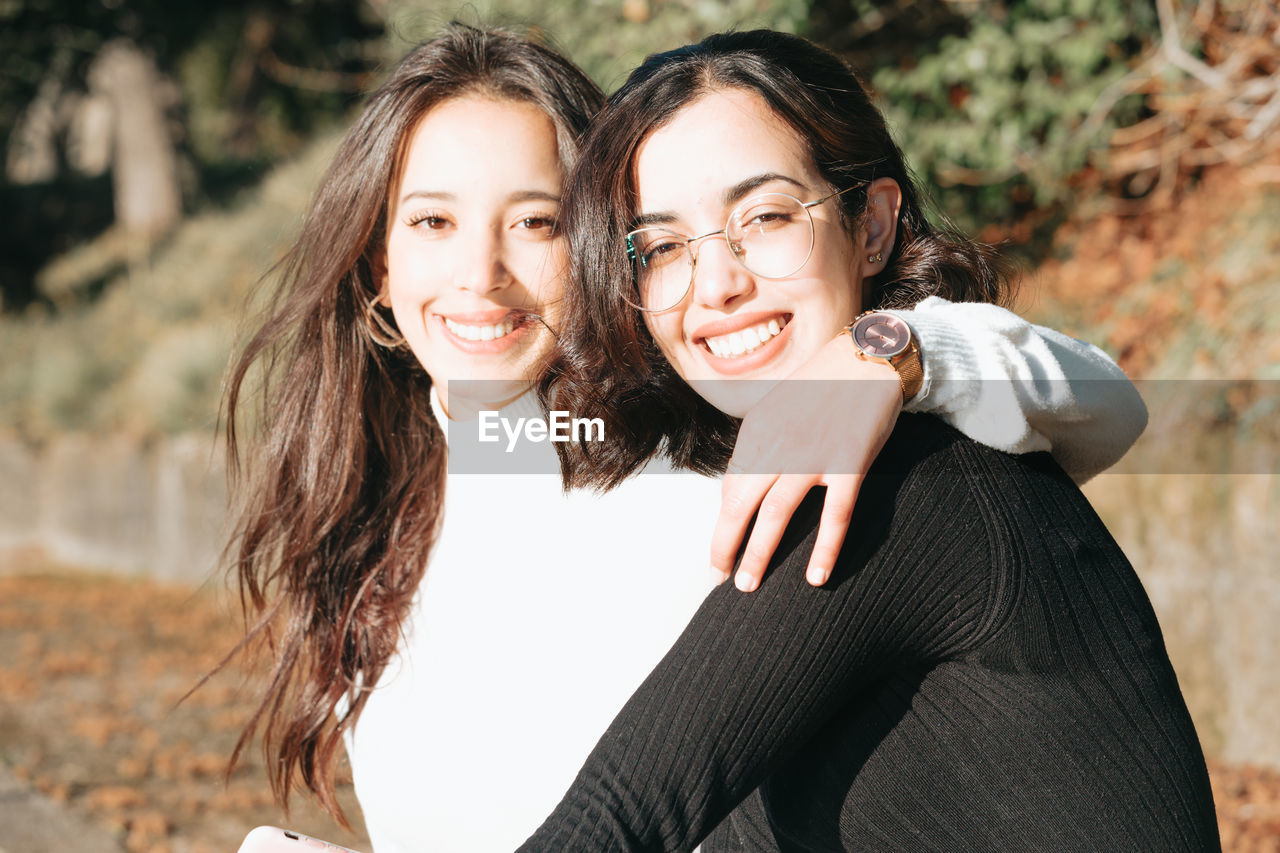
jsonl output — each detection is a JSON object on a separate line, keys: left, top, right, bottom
{"left": 223, "top": 24, "right": 1151, "bottom": 851}
{"left": 521, "top": 29, "right": 1218, "bottom": 850}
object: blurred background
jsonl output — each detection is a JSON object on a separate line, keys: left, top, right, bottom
{"left": 0, "top": 0, "right": 1276, "bottom": 850}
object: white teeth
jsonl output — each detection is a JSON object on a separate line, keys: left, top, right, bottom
{"left": 444, "top": 317, "right": 517, "bottom": 341}
{"left": 704, "top": 316, "right": 788, "bottom": 359}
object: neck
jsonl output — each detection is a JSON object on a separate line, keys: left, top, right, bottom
{"left": 434, "top": 379, "right": 534, "bottom": 420}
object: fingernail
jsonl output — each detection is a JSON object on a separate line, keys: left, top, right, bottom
{"left": 735, "top": 572, "right": 757, "bottom": 593}
{"left": 807, "top": 566, "right": 828, "bottom": 586}
{"left": 710, "top": 566, "right": 730, "bottom": 584}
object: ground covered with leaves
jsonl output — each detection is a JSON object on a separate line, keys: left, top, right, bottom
{"left": 0, "top": 563, "right": 369, "bottom": 853}
{"left": 0, "top": 565, "right": 1278, "bottom": 851}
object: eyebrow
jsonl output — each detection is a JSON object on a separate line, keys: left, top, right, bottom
{"left": 398, "top": 189, "right": 561, "bottom": 207}
{"left": 630, "top": 172, "right": 808, "bottom": 229}
{"left": 723, "top": 172, "right": 806, "bottom": 206}
{"left": 400, "top": 190, "right": 454, "bottom": 205}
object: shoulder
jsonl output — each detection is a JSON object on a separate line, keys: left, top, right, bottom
{"left": 874, "top": 413, "right": 1074, "bottom": 502}
{"left": 846, "top": 415, "right": 1075, "bottom": 645}
{"left": 842, "top": 415, "right": 994, "bottom": 556}
{"left": 772, "top": 414, "right": 1077, "bottom": 574}
{"left": 857, "top": 413, "right": 988, "bottom": 515}
{"left": 858, "top": 413, "right": 1087, "bottom": 576}
{"left": 746, "top": 415, "right": 992, "bottom": 587}
{"left": 749, "top": 415, "right": 1015, "bottom": 658}
{"left": 881, "top": 413, "right": 1126, "bottom": 612}
{"left": 870, "top": 414, "right": 1091, "bottom": 562}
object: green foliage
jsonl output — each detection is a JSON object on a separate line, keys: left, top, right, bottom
{"left": 385, "top": 0, "right": 809, "bottom": 90}
{"left": 174, "top": 1, "right": 385, "bottom": 169}
{"left": 0, "top": 134, "right": 340, "bottom": 438}
{"left": 868, "top": 0, "right": 1157, "bottom": 228}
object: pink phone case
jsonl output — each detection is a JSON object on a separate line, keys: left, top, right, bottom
{"left": 236, "top": 825, "right": 364, "bottom": 853}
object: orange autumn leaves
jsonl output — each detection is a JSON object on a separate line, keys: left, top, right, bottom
{"left": 0, "top": 567, "right": 367, "bottom": 853}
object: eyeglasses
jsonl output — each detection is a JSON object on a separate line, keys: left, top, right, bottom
{"left": 623, "top": 184, "right": 863, "bottom": 313}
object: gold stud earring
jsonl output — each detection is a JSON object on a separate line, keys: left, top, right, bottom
{"left": 868, "top": 252, "right": 883, "bottom": 264}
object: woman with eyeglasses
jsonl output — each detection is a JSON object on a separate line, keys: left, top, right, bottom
{"left": 222, "top": 25, "right": 1156, "bottom": 852}
{"left": 522, "top": 30, "right": 1219, "bottom": 851}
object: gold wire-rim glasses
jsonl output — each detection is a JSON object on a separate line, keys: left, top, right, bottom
{"left": 623, "top": 183, "right": 865, "bottom": 313}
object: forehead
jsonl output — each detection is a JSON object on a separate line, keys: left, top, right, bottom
{"left": 396, "top": 95, "right": 562, "bottom": 193}
{"left": 633, "top": 88, "right": 817, "bottom": 209}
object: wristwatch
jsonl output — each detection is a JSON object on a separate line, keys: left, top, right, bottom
{"left": 845, "top": 310, "right": 923, "bottom": 404}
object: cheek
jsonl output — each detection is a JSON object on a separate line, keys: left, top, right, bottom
{"left": 822, "top": 230, "right": 862, "bottom": 301}
{"left": 383, "top": 237, "right": 416, "bottom": 297}
{"left": 544, "top": 241, "right": 569, "bottom": 280}
{"left": 535, "top": 258, "right": 566, "bottom": 307}
{"left": 385, "top": 247, "right": 445, "bottom": 311}
{"left": 516, "top": 240, "right": 568, "bottom": 316}
{"left": 535, "top": 285, "right": 564, "bottom": 327}
{"left": 642, "top": 313, "right": 684, "bottom": 361}
{"left": 802, "top": 254, "right": 860, "bottom": 317}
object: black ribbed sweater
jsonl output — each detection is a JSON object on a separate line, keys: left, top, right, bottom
{"left": 518, "top": 415, "right": 1220, "bottom": 852}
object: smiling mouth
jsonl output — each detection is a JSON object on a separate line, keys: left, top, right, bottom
{"left": 699, "top": 314, "right": 790, "bottom": 359}
{"left": 439, "top": 312, "right": 533, "bottom": 342}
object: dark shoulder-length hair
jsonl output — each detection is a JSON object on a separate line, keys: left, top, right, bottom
{"left": 221, "top": 23, "right": 603, "bottom": 823}
{"left": 540, "top": 28, "right": 1012, "bottom": 491}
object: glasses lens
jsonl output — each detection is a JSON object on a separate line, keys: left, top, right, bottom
{"left": 726, "top": 193, "right": 814, "bottom": 279}
{"left": 626, "top": 228, "right": 691, "bottom": 311}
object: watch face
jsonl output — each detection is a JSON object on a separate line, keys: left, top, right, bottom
{"left": 852, "top": 312, "right": 910, "bottom": 358}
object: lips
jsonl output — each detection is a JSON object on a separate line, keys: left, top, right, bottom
{"left": 443, "top": 316, "right": 518, "bottom": 341}
{"left": 434, "top": 309, "right": 535, "bottom": 353}
{"left": 702, "top": 315, "right": 788, "bottom": 358}
{"left": 691, "top": 311, "right": 793, "bottom": 376}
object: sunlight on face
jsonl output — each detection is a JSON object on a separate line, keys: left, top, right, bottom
{"left": 381, "top": 96, "right": 567, "bottom": 412}
{"left": 632, "top": 88, "right": 865, "bottom": 417}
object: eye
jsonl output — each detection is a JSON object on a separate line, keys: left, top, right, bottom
{"left": 627, "top": 229, "right": 689, "bottom": 271}
{"left": 642, "top": 240, "right": 684, "bottom": 265}
{"left": 739, "top": 207, "right": 795, "bottom": 232}
{"left": 405, "top": 210, "right": 452, "bottom": 230}
{"left": 516, "top": 214, "right": 558, "bottom": 232}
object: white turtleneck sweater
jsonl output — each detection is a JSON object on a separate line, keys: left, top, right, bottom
{"left": 344, "top": 298, "right": 1147, "bottom": 852}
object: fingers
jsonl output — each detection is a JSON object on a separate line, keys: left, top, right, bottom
{"left": 731, "top": 477, "right": 813, "bottom": 593}
{"left": 710, "top": 473, "right": 776, "bottom": 583}
{"left": 714, "top": 475, "right": 861, "bottom": 592}
{"left": 805, "top": 476, "right": 859, "bottom": 586}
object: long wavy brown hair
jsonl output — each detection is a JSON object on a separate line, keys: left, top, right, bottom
{"left": 541, "top": 29, "right": 1013, "bottom": 490}
{"left": 221, "top": 24, "right": 603, "bottom": 822}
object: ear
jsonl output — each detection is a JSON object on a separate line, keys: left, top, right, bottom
{"left": 858, "top": 177, "right": 902, "bottom": 277}
{"left": 371, "top": 249, "right": 392, "bottom": 307}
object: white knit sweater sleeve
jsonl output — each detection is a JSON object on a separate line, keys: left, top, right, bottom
{"left": 889, "top": 296, "right": 1147, "bottom": 483}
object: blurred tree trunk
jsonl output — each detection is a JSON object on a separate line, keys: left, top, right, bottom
{"left": 88, "top": 39, "right": 182, "bottom": 240}
{"left": 4, "top": 75, "right": 62, "bottom": 184}
{"left": 226, "top": 9, "right": 276, "bottom": 157}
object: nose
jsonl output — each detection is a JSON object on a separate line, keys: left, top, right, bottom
{"left": 456, "top": 226, "right": 512, "bottom": 296}
{"left": 691, "top": 235, "right": 755, "bottom": 310}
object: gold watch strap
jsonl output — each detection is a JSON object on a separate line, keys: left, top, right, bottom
{"left": 894, "top": 341, "right": 923, "bottom": 404}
